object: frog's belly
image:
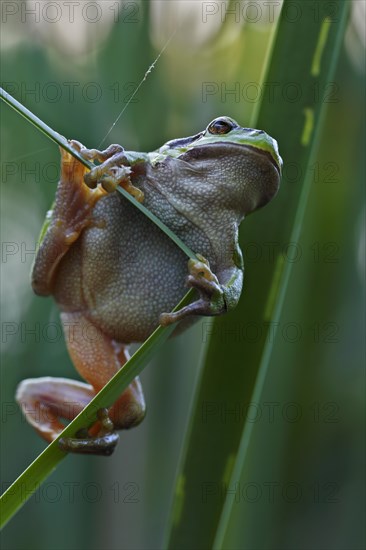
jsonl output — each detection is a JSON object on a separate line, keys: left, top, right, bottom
{"left": 84, "top": 231, "right": 188, "bottom": 343}
{"left": 54, "top": 195, "right": 189, "bottom": 343}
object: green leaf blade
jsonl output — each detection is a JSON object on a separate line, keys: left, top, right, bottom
{"left": 164, "top": 2, "right": 351, "bottom": 548}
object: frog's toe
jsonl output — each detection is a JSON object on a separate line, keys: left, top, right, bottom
{"left": 58, "top": 408, "right": 119, "bottom": 456}
{"left": 186, "top": 273, "right": 220, "bottom": 297}
{"left": 186, "top": 257, "right": 222, "bottom": 300}
{"left": 58, "top": 432, "right": 119, "bottom": 456}
{"left": 69, "top": 139, "right": 85, "bottom": 152}
{"left": 159, "top": 299, "right": 209, "bottom": 325}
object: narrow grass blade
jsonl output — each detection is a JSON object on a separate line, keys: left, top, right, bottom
{"left": 0, "top": 90, "right": 197, "bottom": 528}
{"left": 165, "top": 2, "right": 350, "bottom": 548}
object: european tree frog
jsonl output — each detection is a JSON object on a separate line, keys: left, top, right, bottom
{"left": 16, "top": 116, "right": 282, "bottom": 455}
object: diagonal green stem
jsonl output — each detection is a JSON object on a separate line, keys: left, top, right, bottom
{"left": 0, "top": 88, "right": 197, "bottom": 529}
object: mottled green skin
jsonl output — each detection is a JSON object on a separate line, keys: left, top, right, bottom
{"left": 48, "top": 117, "right": 282, "bottom": 343}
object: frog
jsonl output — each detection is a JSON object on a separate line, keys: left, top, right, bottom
{"left": 16, "top": 116, "right": 282, "bottom": 455}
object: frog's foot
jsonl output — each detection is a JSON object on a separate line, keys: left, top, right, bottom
{"left": 159, "top": 255, "right": 226, "bottom": 326}
{"left": 16, "top": 371, "right": 145, "bottom": 457}
{"left": 70, "top": 141, "right": 124, "bottom": 163}
{"left": 16, "top": 377, "right": 96, "bottom": 443}
{"left": 70, "top": 140, "right": 144, "bottom": 202}
{"left": 58, "top": 408, "right": 119, "bottom": 456}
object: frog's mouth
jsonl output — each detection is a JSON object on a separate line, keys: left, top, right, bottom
{"left": 180, "top": 142, "right": 282, "bottom": 177}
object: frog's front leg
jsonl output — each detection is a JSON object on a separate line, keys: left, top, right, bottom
{"left": 71, "top": 140, "right": 144, "bottom": 201}
{"left": 159, "top": 254, "right": 244, "bottom": 325}
{"left": 16, "top": 312, "right": 146, "bottom": 455}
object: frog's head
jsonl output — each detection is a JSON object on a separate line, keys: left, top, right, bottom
{"left": 155, "top": 116, "right": 282, "bottom": 217}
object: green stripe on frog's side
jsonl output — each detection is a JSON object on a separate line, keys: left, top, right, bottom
{"left": 37, "top": 203, "right": 55, "bottom": 245}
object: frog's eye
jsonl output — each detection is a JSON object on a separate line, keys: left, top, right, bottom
{"left": 207, "top": 117, "right": 236, "bottom": 135}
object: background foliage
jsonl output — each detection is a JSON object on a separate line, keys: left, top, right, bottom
{"left": 1, "top": 1, "right": 364, "bottom": 549}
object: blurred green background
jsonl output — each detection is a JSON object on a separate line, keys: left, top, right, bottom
{"left": 1, "top": 1, "right": 364, "bottom": 549}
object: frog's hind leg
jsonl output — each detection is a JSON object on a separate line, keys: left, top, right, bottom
{"left": 31, "top": 148, "right": 106, "bottom": 297}
{"left": 59, "top": 311, "right": 146, "bottom": 432}
{"left": 16, "top": 312, "right": 145, "bottom": 454}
